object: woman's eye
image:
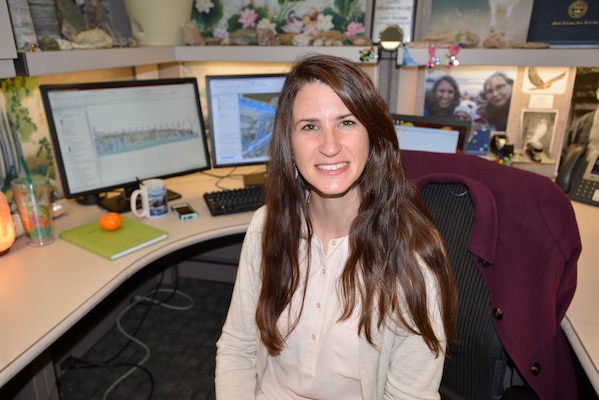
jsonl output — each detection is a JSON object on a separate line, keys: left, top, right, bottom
{"left": 341, "top": 120, "right": 355, "bottom": 127}
{"left": 302, "top": 123, "right": 317, "bottom": 131}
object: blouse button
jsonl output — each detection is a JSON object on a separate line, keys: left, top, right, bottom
{"left": 310, "top": 334, "right": 316, "bottom": 341}
{"left": 316, "top": 302, "right": 321, "bottom": 309}
{"left": 531, "top": 363, "right": 541, "bottom": 376}
{"left": 492, "top": 307, "right": 504, "bottom": 320}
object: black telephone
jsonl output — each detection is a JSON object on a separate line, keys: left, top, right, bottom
{"left": 556, "top": 144, "right": 599, "bottom": 206}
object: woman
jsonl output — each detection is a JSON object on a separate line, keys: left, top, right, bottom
{"left": 423, "top": 75, "right": 460, "bottom": 118}
{"left": 478, "top": 72, "right": 513, "bottom": 132}
{"left": 215, "top": 54, "right": 457, "bottom": 399}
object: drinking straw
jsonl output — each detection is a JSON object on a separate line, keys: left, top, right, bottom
{"left": 20, "top": 155, "right": 33, "bottom": 186}
{"left": 20, "top": 155, "right": 38, "bottom": 205}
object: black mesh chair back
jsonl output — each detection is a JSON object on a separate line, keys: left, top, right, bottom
{"left": 420, "top": 183, "right": 508, "bottom": 400}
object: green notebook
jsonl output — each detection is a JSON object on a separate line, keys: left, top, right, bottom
{"left": 60, "top": 216, "right": 168, "bottom": 261}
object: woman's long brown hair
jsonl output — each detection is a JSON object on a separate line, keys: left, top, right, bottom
{"left": 256, "top": 54, "right": 457, "bottom": 357}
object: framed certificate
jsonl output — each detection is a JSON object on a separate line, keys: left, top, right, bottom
{"left": 371, "top": 0, "right": 415, "bottom": 43}
{"left": 527, "top": 0, "right": 599, "bottom": 47}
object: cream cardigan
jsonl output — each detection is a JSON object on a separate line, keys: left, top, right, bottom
{"left": 215, "top": 207, "right": 446, "bottom": 400}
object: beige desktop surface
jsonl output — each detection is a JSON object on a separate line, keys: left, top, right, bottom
{"left": 563, "top": 201, "right": 599, "bottom": 393}
{"left": 0, "top": 171, "right": 597, "bottom": 394}
{"left": 0, "top": 171, "right": 254, "bottom": 386}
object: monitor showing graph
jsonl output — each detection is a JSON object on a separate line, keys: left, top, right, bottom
{"left": 41, "top": 78, "right": 210, "bottom": 212}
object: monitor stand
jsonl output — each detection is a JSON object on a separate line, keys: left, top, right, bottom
{"left": 78, "top": 188, "right": 182, "bottom": 213}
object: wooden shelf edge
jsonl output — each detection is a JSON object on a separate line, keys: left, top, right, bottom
{"left": 398, "top": 48, "right": 599, "bottom": 67}
{"left": 12, "top": 45, "right": 596, "bottom": 76}
{"left": 174, "top": 45, "right": 376, "bottom": 64}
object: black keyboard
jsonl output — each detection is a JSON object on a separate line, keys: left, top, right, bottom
{"left": 203, "top": 186, "right": 265, "bottom": 216}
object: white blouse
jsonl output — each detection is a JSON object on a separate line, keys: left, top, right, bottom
{"left": 257, "top": 234, "right": 362, "bottom": 399}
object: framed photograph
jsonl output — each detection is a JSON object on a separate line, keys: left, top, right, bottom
{"left": 563, "top": 67, "right": 599, "bottom": 152}
{"left": 422, "top": 66, "right": 517, "bottom": 156}
{"left": 191, "top": 0, "right": 368, "bottom": 43}
{"left": 7, "top": 0, "right": 39, "bottom": 49}
{"left": 521, "top": 110, "right": 558, "bottom": 157}
{"left": 371, "top": 0, "right": 415, "bottom": 43}
{"left": 522, "top": 67, "right": 570, "bottom": 95}
{"left": 426, "top": 0, "right": 534, "bottom": 46}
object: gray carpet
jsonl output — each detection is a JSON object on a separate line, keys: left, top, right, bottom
{"left": 58, "top": 278, "right": 234, "bottom": 400}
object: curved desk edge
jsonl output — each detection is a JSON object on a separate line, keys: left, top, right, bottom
{"left": 0, "top": 218, "right": 249, "bottom": 387}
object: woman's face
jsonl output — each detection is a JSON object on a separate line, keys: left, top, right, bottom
{"left": 484, "top": 75, "right": 512, "bottom": 107}
{"left": 291, "top": 82, "right": 369, "bottom": 198}
{"left": 435, "top": 80, "right": 456, "bottom": 109}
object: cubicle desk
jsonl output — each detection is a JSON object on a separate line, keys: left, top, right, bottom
{"left": 0, "top": 171, "right": 253, "bottom": 389}
{"left": 563, "top": 201, "right": 599, "bottom": 394}
{"left": 0, "top": 171, "right": 598, "bottom": 395}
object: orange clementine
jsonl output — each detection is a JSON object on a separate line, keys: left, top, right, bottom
{"left": 99, "top": 212, "right": 122, "bottom": 231}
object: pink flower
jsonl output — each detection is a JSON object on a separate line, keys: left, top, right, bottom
{"left": 239, "top": 8, "right": 258, "bottom": 29}
{"left": 345, "top": 22, "right": 365, "bottom": 36}
{"left": 213, "top": 25, "right": 229, "bottom": 39}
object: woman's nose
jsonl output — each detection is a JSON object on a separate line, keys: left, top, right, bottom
{"left": 318, "top": 128, "right": 342, "bottom": 156}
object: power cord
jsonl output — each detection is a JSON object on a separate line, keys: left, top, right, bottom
{"left": 102, "top": 295, "right": 153, "bottom": 400}
{"left": 200, "top": 166, "right": 266, "bottom": 190}
{"left": 133, "top": 288, "right": 194, "bottom": 311}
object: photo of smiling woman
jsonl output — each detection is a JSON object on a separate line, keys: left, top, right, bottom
{"left": 423, "top": 75, "right": 461, "bottom": 118}
{"left": 478, "top": 71, "right": 514, "bottom": 132}
{"left": 215, "top": 54, "right": 458, "bottom": 399}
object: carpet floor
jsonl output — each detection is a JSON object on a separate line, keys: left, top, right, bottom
{"left": 57, "top": 278, "right": 234, "bottom": 400}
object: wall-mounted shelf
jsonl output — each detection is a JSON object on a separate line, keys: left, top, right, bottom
{"left": 15, "top": 45, "right": 376, "bottom": 76}
{"left": 398, "top": 47, "right": 599, "bottom": 67}
{"left": 11, "top": 44, "right": 599, "bottom": 77}
{"left": 174, "top": 45, "right": 370, "bottom": 63}
{"left": 15, "top": 46, "right": 175, "bottom": 76}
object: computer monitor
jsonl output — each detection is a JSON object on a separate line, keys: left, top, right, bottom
{"left": 205, "top": 73, "right": 287, "bottom": 170}
{"left": 391, "top": 113, "right": 470, "bottom": 154}
{"left": 41, "top": 78, "right": 211, "bottom": 213}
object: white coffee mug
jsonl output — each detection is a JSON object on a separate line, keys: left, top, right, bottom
{"left": 130, "top": 179, "right": 168, "bottom": 218}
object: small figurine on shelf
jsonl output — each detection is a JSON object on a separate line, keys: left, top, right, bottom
{"left": 359, "top": 46, "right": 378, "bottom": 62}
{"left": 427, "top": 40, "right": 463, "bottom": 70}
{"left": 446, "top": 42, "right": 463, "bottom": 68}
{"left": 427, "top": 43, "right": 441, "bottom": 70}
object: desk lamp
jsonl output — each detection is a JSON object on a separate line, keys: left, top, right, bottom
{"left": 0, "top": 191, "right": 16, "bottom": 255}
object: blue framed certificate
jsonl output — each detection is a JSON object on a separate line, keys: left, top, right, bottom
{"left": 527, "top": 0, "right": 599, "bottom": 47}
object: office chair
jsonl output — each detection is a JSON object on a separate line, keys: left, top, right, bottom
{"left": 420, "top": 182, "right": 532, "bottom": 399}
{"left": 401, "top": 150, "right": 581, "bottom": 400}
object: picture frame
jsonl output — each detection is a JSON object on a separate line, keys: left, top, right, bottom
{"left": 527, "top": 0, "right": 599, "bottom": 47}
{"left": 424, "top": 0, "right": 534, "bottom": 47}
{"left": 191, "top": 0, "right": 368, "bottom": 44}
{"left": 520, "top": 110, "right": 558, "bottom": 158}
{"left": 370, "top": 0, "right": 415, "bottom": 43}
